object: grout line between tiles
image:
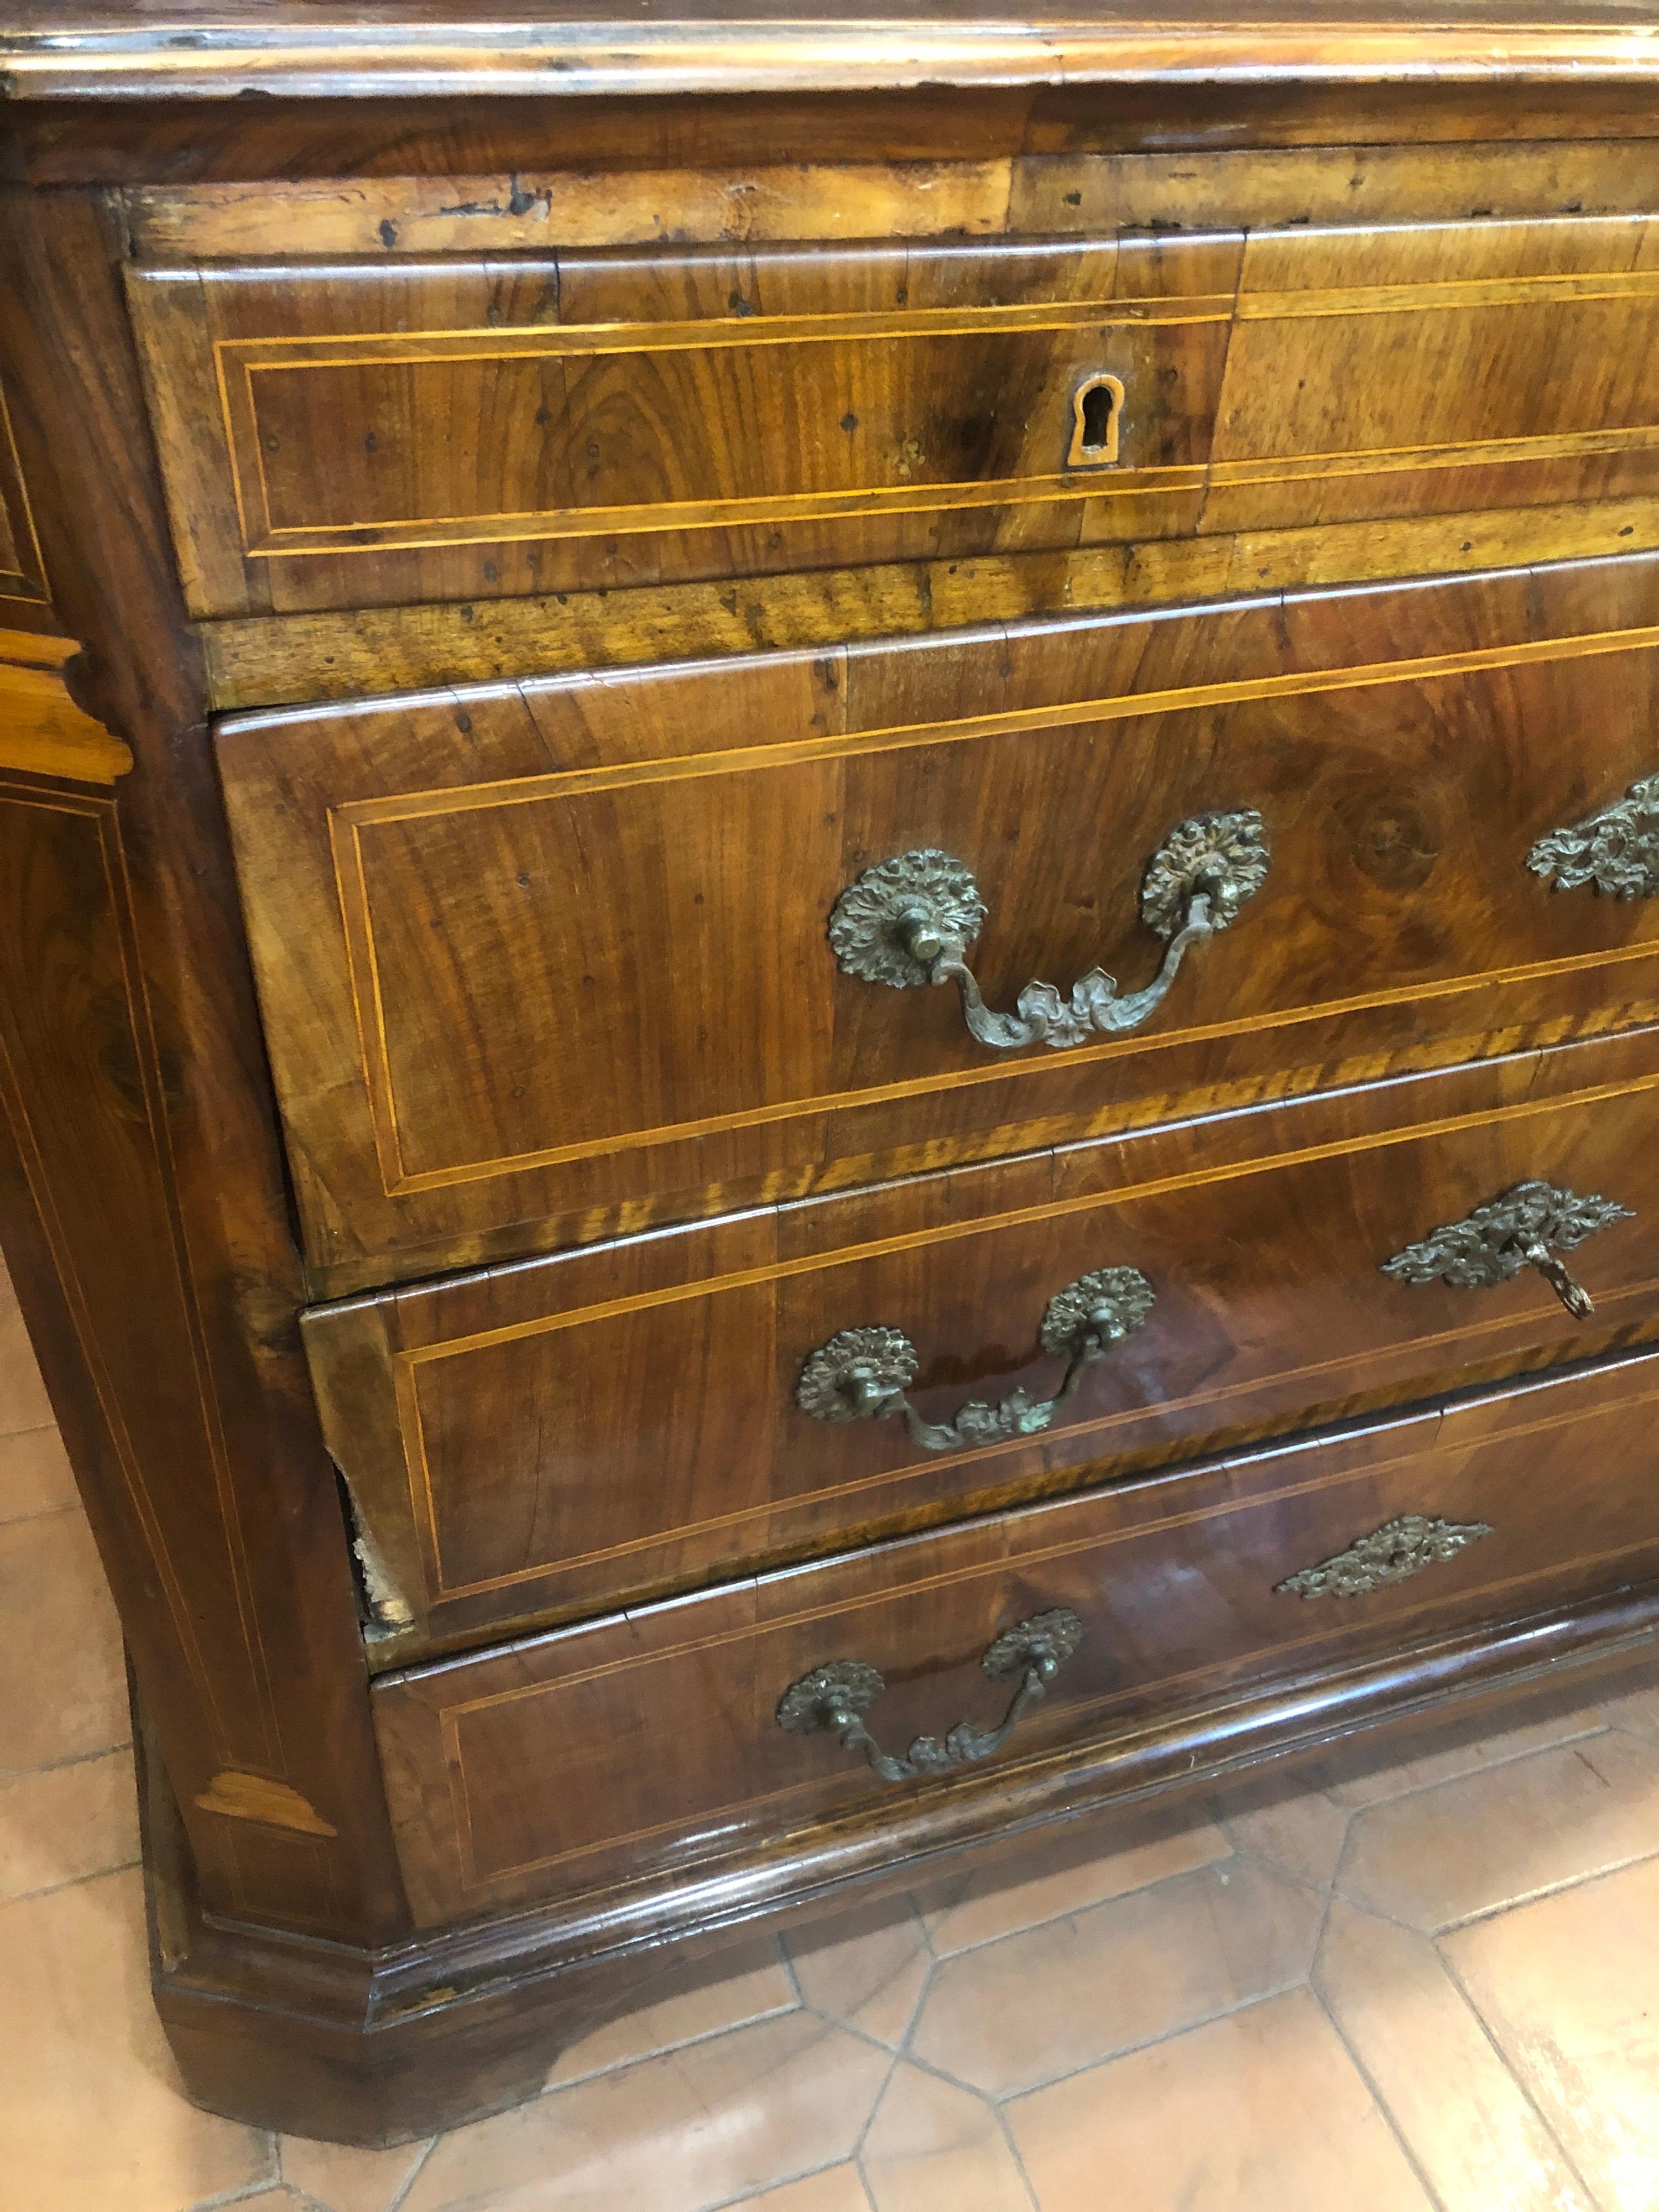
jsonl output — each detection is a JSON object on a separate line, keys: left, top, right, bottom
{"left": 705, "top": 2149, "right": 868, "bottom": 2212}
{"left": 0, "top": 1495, "right": 80, "bottom": 1527}
{"left": 795, "top": 1997, "right": 910, "bottom": 2062}
{"left": 911, "top": 1826, "right": 1241, "bottom": 1962}
{"left": 1307, "top": 1963, "right": 1449, "bottom": 2212}
{"left": 851, "top": 2046, "right": 907, "bottom": 2171}
{"left": 1284, "top": 1871, "right": 1444, "bottom": 2206}
{"left": 1321, "top": 1717, "right": 1615, "bottom": 1816}
{"left": 905, "top": 1896, "right": 942, "bottom": 1961}
{"left": 0, "top": 1421, "right": 61, "bottom": 1458}
{"left": 0, "top": 1851, "right": 143, "bottom": 1909}
{"left": 890, "top": 2041, "right": 1009, "bottom": 2101}
{"left": 776, "top": 1930, "right": 808, "bottom": 2007}
{"left": 1410, "top": 1831, "right": 1659, "bottom": 1939}
{"left": 384, "top": 2135, "right": 439, "bottom": 2212}
{"left": 535, "top": 1990, "right": 804, "bottom": 2094}
{"left": 1432, "top": 1932, "right": 1608, "bottom": 2212}
{"left": 972, "top": 1976, "right": 1313, "bottom": 2108}
{"left": 0, "top": 1739, "right": 134, "bottom": 1787}
{"left": 1317, "top": 1723, "right": 1650, "bottom": 1932}
{"left": 1222, "top": 1835, "right": 1345, "bottom": 1905}
{"left": 844, "top": 1920, "right": 947, "bottom": 2204}
{"left": 182, "top": 2156, "right": 282, "bottom": 2212}
{"left": 987, "top": 2093, "right": 1044, "bottom": 2212}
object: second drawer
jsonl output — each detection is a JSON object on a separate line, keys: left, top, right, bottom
{"left": 309, "top": 1032, "right": 1659, "bottom": 1655}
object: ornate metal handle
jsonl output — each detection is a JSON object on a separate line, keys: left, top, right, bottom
{"left": 776, "top": 1608, "right": 1084, "bottom": 1782}
{"left": 1275, "top": 1516, "right": 1493, "bottom": 1600}
{"left": 1381, "top": 1178, "right": 1634, "bottom": 1319}
{"left": 795, "top": 1266, "right": 1154, "bottom": 1454}
{"left": 827, "top": 810, "right": 1270, "bottom": 1052}
{"left": 1527, "top": 772, "right": 1659, "bottom": 898}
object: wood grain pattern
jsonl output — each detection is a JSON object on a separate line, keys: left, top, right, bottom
{"left": 0, "top": 183, "right": 409, "bottom": 1944}
{"left": 199, "top": 493, "right": 1659, "bottom": 711}
{"left": 126, "top": 139, "right": 1659, "bottom": 260}
{"left": 147, "top": 1550, "right": 1659, "bottom": 2145}
{"left": 26, "top": 85, "right": 1659, "bottom": 208}
{"left": 373, "top": 1338, "right": 1659, "bottom": 1924}
{"left": 11, "top": 3, "right": 1659, "bottom": 105}
{"left": 128, "top": 236, "right": 1235, "bottom": 617}
{"left": 126, "top": 208, "right": 1659, "bottom": 618}
{"left": 0, "top": 660, "right": 132, "bottom": 780}
{"left": 0, "top": 379, "right": 53, "bottom": 627}
{"left": 20, "top": 26, "right": 1659, "bottom": 2150}
{"left": 309, "top": 1027, "right": 1659, "bottom": 1655}
{"left": 218, "top": 556, "right": 1659, "bottom": 1284}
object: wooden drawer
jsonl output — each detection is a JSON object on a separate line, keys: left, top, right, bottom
{"left": 130, "top": 233, "right": 1234, "bottom": 619}
{"left": 311, "top": 1031, "right": 1659, "bottom": 1656}
{"left": 218, "top": 556, "right": 1659, "bottom": 1286}
{"left": 373, "top": 1341, "right": 1659, "bottom": 1926}
{"left": 132, "top": 212, "right": 1659, "bottom": 619}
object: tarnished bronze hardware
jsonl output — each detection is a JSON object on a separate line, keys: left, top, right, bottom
{"left": 775, "top": 1608, "right": 1085, "bottom": 1782}
{"left": 795, "top": 1266, "right": 1154, "bottom": 1454}
{"left": 1527, "top": 773, "right": 1659, "bottom": 898}
{"left": 1381, "top": 1178, "right": 1634, "bottom": 1319}
{"left": 827, "top": 810, "right": 1270, "bottom": 1052}
{"left": 1275, "top": 1515, "right": 1494, "bottom": 1600}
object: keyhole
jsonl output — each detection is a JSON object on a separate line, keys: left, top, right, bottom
{"left": 1066, "top": 373, "right": 1124, "bottom": 468}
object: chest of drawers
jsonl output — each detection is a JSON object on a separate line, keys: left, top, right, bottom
{"left": 6, "top": 0, "right": 1659, "bottom": 2147}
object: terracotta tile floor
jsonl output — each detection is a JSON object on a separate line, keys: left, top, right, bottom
{"left": 7, "top": 1255, "right": 1659, "bottom": 2212}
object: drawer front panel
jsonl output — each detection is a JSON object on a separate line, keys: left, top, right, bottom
{"left": 374, "top": 1344, "right": 1659, "bottom": 1924}
{"left": 130, "top": 236, "right": 1235, "bottom": 619}
{"left": 218, "top": 559, "right": 1659, "bottom": 1281}
{"left": 1203, "top": 215, "right": 1659, "bottom": 534}
{"left": 133, "top": 214, "right": 1659, "bottom": 619}
{"left": 311, "top": 1034, "right": 1659, "bottom": 1652}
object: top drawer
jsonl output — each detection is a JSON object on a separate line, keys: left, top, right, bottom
{"left": 130, "top": 211, "right": 1659, "bottom": 620}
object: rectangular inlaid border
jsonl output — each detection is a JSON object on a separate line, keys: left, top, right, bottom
{"left": 326, "top": 621, "right": 1659, "bottom": 1201}
{"left": 213, "top": 294, "right": 1229, "bottom": 556}
{"left": 390, "top": 1066, "right": 1659, "bottom": 1605}
{"left": 424, "top": 1366, "right": 1659, "bottom": 1895}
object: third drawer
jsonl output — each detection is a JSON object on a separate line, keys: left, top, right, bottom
{"left": 308, "top": 1028, "right": 1659, "bottom": 1656}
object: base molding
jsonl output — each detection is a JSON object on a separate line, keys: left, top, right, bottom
{"left": 143, "top": 1574, "right": 1659, "bottom": 2145}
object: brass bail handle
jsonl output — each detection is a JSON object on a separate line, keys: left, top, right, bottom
{"left": 826, "top": 809, "right": 1270, "bottom": 1055}
{"left": 775, "top": 1608, "right": 1086, "bottom": 1785}
{"left": 794, "top": 1266, "right": 1155, "bottom": 1457}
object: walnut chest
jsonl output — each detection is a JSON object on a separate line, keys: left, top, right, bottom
{"left": 4, "top": 0, "right": 1659, "bottom": 2145}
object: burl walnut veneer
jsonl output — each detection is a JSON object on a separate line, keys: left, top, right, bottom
{"left": 6, "top": 0, "right": 1659, "bottom": 2147}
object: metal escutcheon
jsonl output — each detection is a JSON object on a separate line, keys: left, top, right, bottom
{"left": 795, "top": 1266, "right": 1155, "bottom": 1455}
{"left": 826, "top": 809, "right": 1270, "bottom": 1052}
{"left": 776, "top": 1608, "right": 1086, "bottom": 1783}
{"left": 1527, "top": 771, "right": 1659, "bottom": 900}
{"left": 1381, "top": 1178, "right": 1635, "bottom": 1319}
{"left": 1275, "top": 1516, "right": 1494, "bottom": 1600}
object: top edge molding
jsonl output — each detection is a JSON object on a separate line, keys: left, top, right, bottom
{"left": 6, "top": 11, "right": 1659, "bottom": 101}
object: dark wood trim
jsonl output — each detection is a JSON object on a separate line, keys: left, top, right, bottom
{"left": 0, "top": 182, "right": 410, "bottom": 1944}
{"left": 147, "top": 1568, "right": 1659, "bottom": 2144}
{"left": 18, "top": 83, "right": 1659, "bottom": 192}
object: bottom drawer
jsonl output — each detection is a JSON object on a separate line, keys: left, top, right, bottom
{"left": 374, "top": 1346, "right": 1659, "bottom": 1926}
